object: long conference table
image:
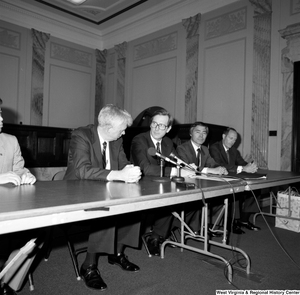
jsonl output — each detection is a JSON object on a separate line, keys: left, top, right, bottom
{"left": 1, "top": 170, "right": 300, "bottom": 284}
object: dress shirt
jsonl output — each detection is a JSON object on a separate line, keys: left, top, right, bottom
{"left": 150, "top": 135, "right": 162, "bottom": 153}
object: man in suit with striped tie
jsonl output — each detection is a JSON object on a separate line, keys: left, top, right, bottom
{"left": 176, "top": 122, "right": 227, "bottom": 175}
{"left": 64, "top": 104, "right": 142, "bottom": 291}
{"left": 176, "top": 122, "right": 228, "bottom": 236}
{"left": 209, "top": 127, "right": 261, "bottom": 233}
{"left": 130, "top": 108, "right": 195, "bottom": 256}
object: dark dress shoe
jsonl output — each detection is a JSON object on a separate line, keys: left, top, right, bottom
{"left": 145, "top": 236, "right": 164, "bottom": 256}
{"left": 238, "top": 220, "right": 261, "bottom": 231}
{"left": 0, "top": 284, "right": 17, "bottom": 295}
{"left": 80, "top": 264, "right": 107, "bottom": 291}
{"left": 108, "top": 254, "right": 140, "bottom": 272}
{"left": 232, "top": 224, "right": 245, "bottom": 234}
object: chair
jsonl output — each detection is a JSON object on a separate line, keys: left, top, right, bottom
{"left": 1, "top": 240, "right": 37, "bottom": 292}
{"left": 44, "top": 170, "right": 87, "bottom": 280}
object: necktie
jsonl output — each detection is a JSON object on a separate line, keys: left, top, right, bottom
{"left": 196, "top": 147, "right": 201, "bottom": 167}
{"left": 226, "top": 149, "right": 230, "bottom": 164}
{"left": 156, "top": 142, "right": 161, "bottom": 165}
{"left": 102, "top": 141, "right": 107, "bottom": 168}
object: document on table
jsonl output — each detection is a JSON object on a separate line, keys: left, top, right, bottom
{"left": 189, "top": 171, "right": 267, "bottom": 182}
{"left": 189, "top": 174, "right": 238, "bottom": 182}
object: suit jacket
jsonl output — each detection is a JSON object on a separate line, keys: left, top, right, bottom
{"left": 64, "top": 124, "right": 130, "bottom": 180}
{"left": 0, "top": 133, "right": 28, "bottom": 176}
{"left": 209, "top": 140, "right": 247, "bottom": 173}
{"left": 176, "top": 140, "right": 217, "bottom": 171}
{"left": 130, "top": 131, "right": 177, "bottom": 177}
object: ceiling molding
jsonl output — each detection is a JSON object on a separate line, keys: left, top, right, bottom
{"left": 101, "top": 0, "right": 241, "bottom": 48}
{"left": 0, "top": 0, "right": 241, "bottom": 50}
{"left": 0, "top": 0, "right": 103, "bottom": 48}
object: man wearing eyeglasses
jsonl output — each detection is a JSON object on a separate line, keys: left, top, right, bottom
{"left": 130, "top": 108, "right": 194, "bottom": 256}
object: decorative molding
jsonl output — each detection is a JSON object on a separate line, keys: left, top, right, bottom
{"left": 249, "top": 0, "right": 272, "bottom": 16}
{"left": 205, "top": 7, "right": 247, "bottom": 40}
{"left": 81, "top": 8, "right": 102, "bottom": 16}
{"left": 50, "top": 42, "right": 92, "bottom": 67}
{"left": 0, "top": 1, "right": 103, "bottom": 49}
{"left": 291, "top": 0, "right": 300, "bottom": 15}
{"left": 0, "top": 27, "right": 20, "bottom": 50}
{"left": 182, "top": 13, "right": 201, "bottom": 39}
{"left": 133, "top": 32, "right": 177, "bottom": 61}
{"left": 1, "top": 0, "right": 241, "bottom": 49}
{"left": 114, "top": 42, "right": 127, "bottom": 60}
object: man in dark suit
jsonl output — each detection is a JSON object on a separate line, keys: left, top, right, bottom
{"left": 209, "top": 127, "right": 261, "bottom": 232}
{"left": 176, "top": 121, "right": 229, "bottom": 236}
{"left": 64, "top": 104, "right": 142, "bottom": 291}
{"left": 130, "top": 108, "right": 194, "bottom": 256}
{"left": 176, "top": 122, "right": 227, "bottom": 175}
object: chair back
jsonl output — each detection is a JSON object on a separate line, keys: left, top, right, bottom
{"left": 52, "top": 170, "right": 66, "bottom": 181}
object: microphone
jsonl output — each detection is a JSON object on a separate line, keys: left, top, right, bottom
{"left": 169, "top": 152, "right": 197, "bottom": 171}
{"left": 148, "top": 147, "right": 179, "bottom": 166}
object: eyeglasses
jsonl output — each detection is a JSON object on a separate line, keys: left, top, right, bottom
{"left": 150, "top": 121, "right": 168, "bottom": 130}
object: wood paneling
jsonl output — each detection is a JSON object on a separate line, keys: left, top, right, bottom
{"left": 3, "top": 124, "right": 72, "bottom": 168}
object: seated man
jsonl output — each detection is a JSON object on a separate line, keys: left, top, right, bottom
{"left": 64, "top": 104, "right": 142, "bottom": 291}
{"left": 0, "top": 98, "right": 37, "bottom": 295}
{"left": 209, "top": 127, "right": 261, "bottom": 232}
{"left": 176, "top": 121, "right": 228, "bottom": 236}
{"left": 130, "top": 108, "right": 195, "bottom": 256}
{"left": 176, "top": 122, "right": 227, "bottom": 175}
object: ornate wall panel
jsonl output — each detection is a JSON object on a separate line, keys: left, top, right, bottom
{"left": 50, "top": 43, "right": 92, "bottom": 67}
{"left": 133, "top": 33, "right": 177, "bottom": 61}
{"left": 205, "top": 7, "right": 247, "bottom": 40}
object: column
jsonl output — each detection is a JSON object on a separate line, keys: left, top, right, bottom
{"left": 249, "top": 0, "right": 272, "bottom": 169}
{"left": 182, "top": 13, "right": 201, "bottom": 123}
{"left": 95, "top": 48, "right": 107, "bottom": 123}
{"left": 114, "top": 42, "right": 127, "bottom": 109}
{"left": 279, "top": 22, "right": 300, "bottom": 171}
{"left": 30, "top": 29, "right": 50, "bottom": 125}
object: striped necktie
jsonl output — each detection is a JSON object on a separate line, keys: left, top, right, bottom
{"left": 196, "top": 147, "right": 201, "bottom": 167}
{"left": 102, "top": 141, "right": 107, "bottom": 168}
{"left": 226, "top": 149, "right": 230, "bottom": 164}
{"left": 156, "top": 142, "right": 161, "bottom": 164}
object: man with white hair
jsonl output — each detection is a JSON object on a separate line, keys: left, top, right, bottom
{"left": 64, "top": 104, "right": 142, "bottom": 291}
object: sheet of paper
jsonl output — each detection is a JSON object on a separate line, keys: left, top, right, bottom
{"left": 189, "top": 175, "right": 238, "bottom": 182}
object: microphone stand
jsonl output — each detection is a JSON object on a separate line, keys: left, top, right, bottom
{"left": 171, "top": 164, "right": 185, "bottom": 183}
{"left": 152, "top": 159, "right": 171, "bottom": 182}
{"left": 160, "top": 159, "right": 164, "bottom": 178}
